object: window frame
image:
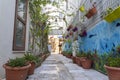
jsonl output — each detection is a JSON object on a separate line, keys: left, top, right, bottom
{"left": 13, "top": 0, "right": 28, "bottom": 51}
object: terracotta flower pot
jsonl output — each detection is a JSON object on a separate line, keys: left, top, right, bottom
{"left": 89, "top": 7, "right": 97, "bottom": 16}
{"left": 81, "top": 58, "right": 92, "bottom": 69}
{"left": 3, "top": 63, "right": 31, "bottom": 80}
{"left": 72, "top": 56, "right": 76, "bottom": 63}
{"left": 85, "top": 11, "right": 92, "bottom": 19}
{"left": 66, "top": 54, "right": 72, "bottom": 58}
{"left": 104, "top": 65, "right": 120, "bottom": 80}
{"left": 116, "top": 47, "right": 120, "bottom": 53}
{"left": 75, "top": 57, "right": 81, "bottom": 66}
{"left": 28, "top": 62, "right": 36, "bottom": 75}
{"left": 85, "top": 6, "right": 97, "bottom": 19}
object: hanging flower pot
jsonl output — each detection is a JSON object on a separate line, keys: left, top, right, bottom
{"left": 79, "top": 5, "right": 85, "bottom": 12}
{"left": 85, "top": 3, "right": 97, "bottom": 19}
{"left": 72, "top": 27, "right": 78, "bottom": 32}
{"left": 89, "top": 6, "right": 97, "bottom": 16}
{"left": 65, "top": 35, "right": 69, "bottom": 39}
{"left": 85, "top": 10, "right": 92, "bottom": 19}
{"left": 79, "top": 30, "right": 87, "bottom": 37}
{"left": 67, "top": 25, "right": 73, "bottom": 31}
{"left": 69, "top": 31, "right": 73, "bottom": 35}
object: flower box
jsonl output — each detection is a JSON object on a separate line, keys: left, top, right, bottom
{"left": 104, "top": 6, "right": 120, "bottom": 22}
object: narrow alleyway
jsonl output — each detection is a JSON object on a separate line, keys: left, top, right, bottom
{"left": 27, "top": 53, "right": 108, "bottom": 80}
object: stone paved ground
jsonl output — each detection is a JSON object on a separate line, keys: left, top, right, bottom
{"left": 27, "top": 54, "right": 108, "bottom": 80}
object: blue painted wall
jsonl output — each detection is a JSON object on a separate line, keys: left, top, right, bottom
{"left": 62, "top": 42, "right": 72, "bottom": 51}
{"left": 63, "top": 19, "right": 120, "bottom": 54}
{"left": 78, "top": 19, "right": 120, "bottom": 54}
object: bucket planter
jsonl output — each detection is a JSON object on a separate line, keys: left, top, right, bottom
{"left": 3, "top": 58, "right": 31, "bottom": 80}
{"left": 104, "top": 57, "right": 120, "bottom": 80}
{"left": 104, "top": 6, "right": 120, "bottom": 22}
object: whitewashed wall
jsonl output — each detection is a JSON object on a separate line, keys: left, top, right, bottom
{"left": 0, "top": 0, "right": 30, "bottom": 78}
{"left": 66, "top": 0, "right": 80, "bottom": 26}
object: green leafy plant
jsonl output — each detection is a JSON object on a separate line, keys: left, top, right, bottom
{"left": 24, "top": 53, "right": 39, "bottom": 64}
{"left": 66, "top": 50, "right": 72, "bottom": 55}
{"left": 62, "top": 50, "right": 72, "bottom": 56}
{"left": 116, "top": 45, "right": 120, "bottom": 53}
{"left": 106, "top": 57, "right": 120, "bottom": 67}
{"left": 76, "top": 51, "right": 87, "bottom": 57}
{"left": 7, "top": 57, "right": 27, "bottom": 67}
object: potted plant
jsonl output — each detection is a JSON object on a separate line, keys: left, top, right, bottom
{"left": 3, "top": 57, "right": 31, "bottom": 80}
{"left": 104, "top": 56, "right": 120, "bottom": 80}
{"left": 75, "top": 52, "right": 83, "bottom": 66}
{"left": 65, "top": 50, "right": 72, "bottom": 58}
{"left": 80, "top": 52, "right": 93, "bottom": 69}
{"left": 116, "top": 45, "right": 120, "bottom": 53}
{"left": 85, "top": 3, "right": 97, "bottom": 19}
{"left": 24, "top": 53, "right": 39, "bottom": 75}
{"left": 89, "top": 4, "right": 97, "bottom": 16}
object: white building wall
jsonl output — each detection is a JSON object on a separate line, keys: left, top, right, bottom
{"left": 0, "top": 0, "right": 30, "bottom": 78}
{"left": 66, "top": 0, "right": 80, "bottom": 26}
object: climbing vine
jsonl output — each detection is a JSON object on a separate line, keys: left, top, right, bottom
{"left": 29, "top": 0, "right": 51, "bottom": 54}
{"left": 29, "top": 0, "right": 75, "bottom": 54}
